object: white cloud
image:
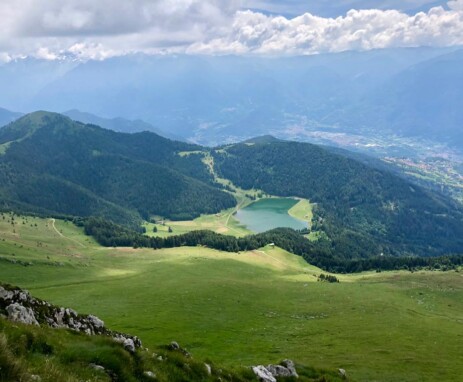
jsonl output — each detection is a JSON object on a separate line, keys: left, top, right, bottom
{"left": 0, "top": 0, "right": 463, "bottom": 60}
{"left": 189, "top": 2, "right": 463, "bottom": 55}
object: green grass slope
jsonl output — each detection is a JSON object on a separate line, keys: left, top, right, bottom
{"left": 0, "top": 214, "right": 462, "bottom": 381}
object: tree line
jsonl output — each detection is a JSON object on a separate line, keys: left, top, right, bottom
{"left": 82, "top": 217, "right": 463, "bottom": 274}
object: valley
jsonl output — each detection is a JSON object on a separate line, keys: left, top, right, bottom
{"left": 0, "top": 111, "right": 462, "bottom": 381}
{"left": 0, "top": 214, "right": 462, "bottom": 381}
{"left": 1, "top": 3, "right": 463, "bottom": 381}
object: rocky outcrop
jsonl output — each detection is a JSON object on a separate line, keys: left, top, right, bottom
{"left": 0, "top": 284, "right": 141, "bottom": 351}
{"left": 252, "top": 359, "right": 298, "bottom": 381}
{"left": 6, "top": 303, "right": 39, "bottom": 326}
{"left": 252, "top": 365, "right": 277, "bottom": 382}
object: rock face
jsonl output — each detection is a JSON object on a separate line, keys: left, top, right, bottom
{"left": 252, "top": 360, "right": 298, "bottom": 381}
{"left": 252, "top": 365, "right": 277, "bottom": 382}
{"left": 281, "top": 359, "right": 298, "bottom": 377}
{"left": 0, "top": 284, "right": 141, "bottom": 351}
{"left": 6, "top": 303, "right": 39, "bottom": 325}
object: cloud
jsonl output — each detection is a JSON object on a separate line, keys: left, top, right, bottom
{"left": 0, "top": 0, "right": 240, "bottom": 60}
{"left": 189, "top": 2, "right": 463, "bottom": 55}
{"left": 0, "top": 0, "right": 463, "bottom": 61}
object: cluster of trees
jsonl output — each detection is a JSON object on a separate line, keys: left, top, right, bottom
{"left": 83, "top": 218, "right": 463, "bottom": 273}
{"left": 318, "top": 274, "right": 340, "bottom": 283}
{"left": 212, "top": 141, "right": 463, "bottom": 258}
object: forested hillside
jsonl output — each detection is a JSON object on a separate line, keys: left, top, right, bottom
{"left": 213, "top": 140, "right": 463, "bottom": 257}
{"left": 0, "top": 112, "right": 235, "bottom": 224}
{"left": 1, "top": 111, "right": 462, "bottom": 260}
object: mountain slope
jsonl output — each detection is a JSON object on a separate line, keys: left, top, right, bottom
{"left": 0, "top": 112, "right": 235, "bottom": 224}
{"left": 346, "top": 49, "right": 463, "bottom": 148}
{"left": 63, "top": 109, "right": 182, "bottom": 141}
{"left": 1, "top": 111, "right": 462, "bottom": 259}
{"left": 213, "top": 140, "right": 463, "bottom": 257}
{"left": 0, "top": 107, "right": 22, "bottom": 128}
{"left": 3, "top": 48, "right": 451, "bottom": 146}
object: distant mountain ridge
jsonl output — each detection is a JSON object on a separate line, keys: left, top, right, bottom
{"left": 0, "top": 107, "right": 22, "bottom": 128}
{"left": 0, "top": 48, "right": 461, "bottom": 149}
{"left": 63, "top": 109, "right": 183, "bottom": 141}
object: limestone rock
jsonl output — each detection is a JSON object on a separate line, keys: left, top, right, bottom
{"left": 88, "top": 315, "right": 104, "bottom": 330}
{"left": 6, "top": 303, "right": 39, "bottom": 325}
{"left": 123, "top": 338, "right": 136, "bottom": 353}
{"left": 144, "top": 371, "right": 156, "bottom": 379}
{"left": 205, "top": 363, "right": 212, "bottom": 375}
{"left": 339, "top": 368, "right": 347, "bottom": 378}
{"left": 281, "top": 359, "right": 298, "bottom": 377}
{"left": 1, "top": 284, "right": 142, "bottom": 353}
{"left": 266, "top": 364, "right": 291, "bottom": 377}
{"left": 0, "top": 286, "right": 14, "bottom": 300}
{"left": 252, "top": 365, "right": 277, "bottom": 382}
{"left": 89, "top": 363, "right": 105, "bottom": 372}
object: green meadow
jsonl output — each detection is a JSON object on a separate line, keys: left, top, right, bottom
{"left": 1, "top": 214, "right": 462, "bottom": 381}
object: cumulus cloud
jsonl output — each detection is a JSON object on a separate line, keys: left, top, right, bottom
{"left": 0, "top": 0, "right": 463, "bottom": 60}
{"left": 189, "top": 2, "right": 463, "bottom": 55}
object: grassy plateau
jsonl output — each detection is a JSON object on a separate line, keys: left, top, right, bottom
{"left": 0, "top": 213, "right": 462, "bottom": 381}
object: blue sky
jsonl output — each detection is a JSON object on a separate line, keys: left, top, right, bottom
{"left": 242, "top": 1, "right": 448, "bottom": 17}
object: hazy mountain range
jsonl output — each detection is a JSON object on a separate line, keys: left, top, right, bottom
{"left": 0, "top": 47, "right": 461, "bottom": 150}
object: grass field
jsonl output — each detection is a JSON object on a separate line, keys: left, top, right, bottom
{"left": 1, "top": 214, "right": 462, "bottom": 381}
{"left": 143, "top": 207, "right": 253, "bottom": 238}
{"left": 288, "top": 198, "right": 313, "bottom": 225}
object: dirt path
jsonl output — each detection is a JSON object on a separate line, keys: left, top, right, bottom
{"left": 50, "top": 218, "right": 86, "bottom": 248}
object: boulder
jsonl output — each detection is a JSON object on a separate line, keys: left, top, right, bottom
{"left": 123, "top": 338, "right": 136, "bottom": 353}
{"left": 89, "top": 363, "right": 105, "bottom": 372}
{"left": 170, "top": 341, "right": 180, "bottom": 350}
{"left": 88, "top": 315, "right": 104, "bottom": 329}
{"left": 18, "top": 291, "right": 29, "bottom": 301}
{"left": 6, "top": 303, "right": 39, "bottom": 325}
{"left": 282, "top": 359, "right": 298, "bottom": 377}
{"left": 252, "top": 366, "right": 277, "bottom": 382}
{"left": 205, "top": 363, "right": 212, "bottom": 375}
{"left": 144, "top": 371, "right": 156, "bottom": 379}
{"left": 266, "top": 364, "right": 292, "bottom": 377}
{"left": 339, "top": 368, "right": 347, "bottom": 378}
{"left": 0, "top": 286, "right": 14, "bottom": 300}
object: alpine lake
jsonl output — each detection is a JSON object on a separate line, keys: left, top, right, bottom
{"left": 235, "top": 198, "right": 307, "bottom": 233}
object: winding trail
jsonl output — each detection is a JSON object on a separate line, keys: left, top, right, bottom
{"left": 49, "top": 218, "right": 86, "bottom": 248}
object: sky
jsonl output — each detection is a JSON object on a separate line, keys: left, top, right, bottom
{"left": 0, "top": 0, "right": 462, "bottom": 61}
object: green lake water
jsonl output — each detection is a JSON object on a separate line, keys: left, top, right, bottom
{"left": 235, "top": 198, "right": 307, "bottom": 233}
